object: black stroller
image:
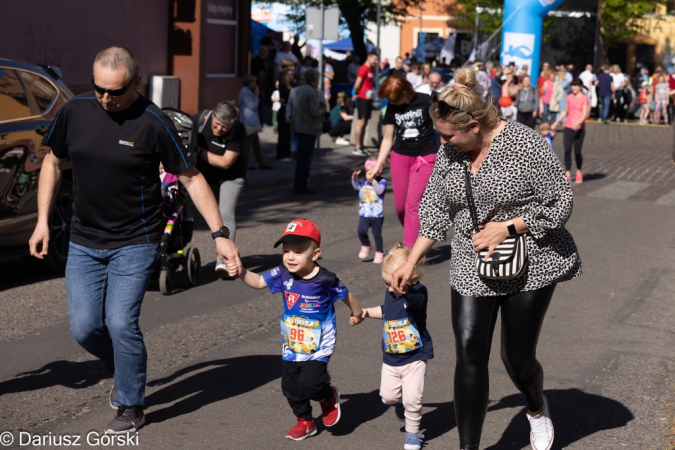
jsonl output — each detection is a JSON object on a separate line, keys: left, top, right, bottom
{"left": 153, "top": 108, "right": 201, "bottom": 295}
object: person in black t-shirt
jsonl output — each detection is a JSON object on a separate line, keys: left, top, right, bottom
{"left": 193, "top": 101, "right": 246, "bottom": 279}
{"left": 28, "top": 46, "right": 242, "bottom": 434}
{"left": 371, "top": 75, "right": 438, "bottom": 249}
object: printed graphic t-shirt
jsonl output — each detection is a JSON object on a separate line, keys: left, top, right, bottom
{"left": 263, "top": 265, "right": 349, "bottom": 363}
{"left": 381, "top": 283, "right": 434, "bottom": 367}
{"left": 45, "top": 93, "right": 192, "bottom": 248}
{"left": 383, "top": 93, "right": 437, "bottom": 157}
{"left": 357, "top": 179, "right": 387, "bottom": 218}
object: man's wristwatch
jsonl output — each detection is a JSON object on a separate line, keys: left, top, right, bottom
{"left": 211, "top": 226, "right": 230, "bottom": 240}
{"left": 506, "top": 220, "right": 517, "bottom": 237}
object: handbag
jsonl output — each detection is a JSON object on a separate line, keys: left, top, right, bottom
{"left": 464, "top": 165, "right": 528, "bottom": 280}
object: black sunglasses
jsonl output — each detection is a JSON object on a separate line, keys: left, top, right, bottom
{"left": 431, "top": 91, "right": 474, "bottom": 119}
{"left": 91, "top": 77, "right": 135, "bottom": 97}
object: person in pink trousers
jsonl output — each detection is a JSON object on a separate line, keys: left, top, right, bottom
{"left": 371, "top": 75, "right": 439, "bottom": 248}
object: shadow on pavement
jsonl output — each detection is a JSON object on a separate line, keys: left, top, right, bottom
{"left": 424, "top": 243, "right": 451, "bottom": 267}
{"left": 579, "top": 173, "right": 606, "bottom": 182}
{"left": 327, "top": 389, "right": 389, "bottom": 436}
{"left": 145, "top": 355, "right": 280, "bottom": 425}
{"left": 485, "top": 388, "right": 633, "bottom": 449}
{"left": 0, "top": 360, "right": 109, "bottom": 395}
{"left": 423, "top": 400, "right": 457, "bottom": 441}
{"left": 0, "top": 258, "right": 63, "bottom": 292}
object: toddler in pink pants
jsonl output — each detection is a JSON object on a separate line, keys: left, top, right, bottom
{"left": 351, "top": 243, "right": 434, "bottom": 450}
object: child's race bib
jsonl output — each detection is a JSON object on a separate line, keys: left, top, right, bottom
{"left": 382, "top": 316, "right": 422, "bottom": 354}
{"left": 281, "top": 314, "right": 322, "bottom": 355}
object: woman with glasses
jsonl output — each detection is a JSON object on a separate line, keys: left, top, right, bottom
{"left": 390, "top": 66, "right": 582, "bottom": 450}
{"left": 371, "top": 75, "right": 438, "bottom": 249}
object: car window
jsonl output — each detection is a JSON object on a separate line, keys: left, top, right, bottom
{"left": 20, "top": 71, "right": 58, "bottom": 113}
{"left": 0, "top": 68, "right": 31, "bottom": 121}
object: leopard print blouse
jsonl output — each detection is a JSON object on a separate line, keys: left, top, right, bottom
{"left": 418, "top": 120, "right": 582, "bottom": 296}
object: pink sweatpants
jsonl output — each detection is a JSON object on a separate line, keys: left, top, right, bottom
{"left": 380, "top": 360, "right": 427, "bottom": 433}
{"left": 390, "top": 152, "right": 437, "bottom": 248}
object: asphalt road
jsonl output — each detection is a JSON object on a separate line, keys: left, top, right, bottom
{"left": 1, "top": 122, "right": 674, "bottom": 450}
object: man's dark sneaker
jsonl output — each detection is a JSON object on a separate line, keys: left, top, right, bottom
{"left": 109, "top": 385, "right": 121, "bottom": 410}
{"left": 105, "top": 406, "right": 145, "bottom": 434}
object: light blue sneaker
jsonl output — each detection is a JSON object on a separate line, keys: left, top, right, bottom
{"left": 394, "top": 403, "right": 405, "bottom": 421}
{"left": 404, "top": 432, "right": 424, "bottom": 450}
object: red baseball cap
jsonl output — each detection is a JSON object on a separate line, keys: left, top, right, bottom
{"left": 274, "top": 219, "right": 321, "bottom": 248}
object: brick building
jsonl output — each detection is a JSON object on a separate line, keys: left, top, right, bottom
{"left": 0, "top": 0, "right": 251, "bottom": 115}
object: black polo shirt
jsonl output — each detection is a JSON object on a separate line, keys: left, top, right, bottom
{"left": 192, "top": 113, "right": 246, "bottom": 183}
{"left": 45, "top": 92, "right": 193, "bottom": 248}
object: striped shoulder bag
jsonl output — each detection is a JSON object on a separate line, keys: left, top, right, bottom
{"left": 464, "top": 165, "right": 528, "bottom": 280}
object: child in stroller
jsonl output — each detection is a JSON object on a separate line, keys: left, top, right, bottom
{"left": 154, "top": 164, "right": 201, "bottom": 295}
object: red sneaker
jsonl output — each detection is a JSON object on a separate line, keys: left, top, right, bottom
{"left": 575, "top": 172, "right": 583, "bottom": 184}
{"left": 319, "top": 385, "right": 341, "bottom": 427}
{"left": 285, "top": 418, "right": 317, "bottom": 441}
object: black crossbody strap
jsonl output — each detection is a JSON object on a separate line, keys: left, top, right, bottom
{"left": 464, "top": 164, "right": 480, "bottom": 233}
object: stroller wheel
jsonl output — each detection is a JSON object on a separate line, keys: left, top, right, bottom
{"left": 159, "top": 269, "right": 173, "bottom": 295}
{"left": 185, "top": 247, "right": 201, "bottom": 287}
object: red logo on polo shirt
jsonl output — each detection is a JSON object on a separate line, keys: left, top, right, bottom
{"left": 285, "top": 291, "right": 299, "bottom": 309}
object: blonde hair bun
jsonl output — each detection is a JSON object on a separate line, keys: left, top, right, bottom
{"left": 452, "top": 67, "right": 479, "bottom": 91}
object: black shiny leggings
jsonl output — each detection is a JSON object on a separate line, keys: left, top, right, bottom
{"left": 451, "top": 283, "right": 556, "bottom": 450}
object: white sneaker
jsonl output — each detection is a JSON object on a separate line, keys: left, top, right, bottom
{"left": 215, "top": 262, "right": 228, "bottom": 279}
{"left": 527, "top": 395, "right": 554, "bottom": 450}
{"left": 352, "top": 148, "right": 369, "bottom": 156}
{"left": 335, "top": 137, "right": 350, "bottom": 146}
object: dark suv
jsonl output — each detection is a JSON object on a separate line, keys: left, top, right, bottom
{"left": 0, "top": 59, "right": 74, "bottom": 272}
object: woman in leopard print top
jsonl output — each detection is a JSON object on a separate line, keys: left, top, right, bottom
{"left": 392, "top": 67, "right": 581, "bottom": 450}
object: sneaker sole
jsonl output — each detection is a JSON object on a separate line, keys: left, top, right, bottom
{"left": 286, "top": 426, "right": 317, "bottom": 441}
{"left": 109, "top": 386, "right": 119, "bottom": 410}
{"left": 323, "top": 386, "right": 341, "bottom": 427}
{"left": 104, "top": 414, "right": 145, "bottom": 435}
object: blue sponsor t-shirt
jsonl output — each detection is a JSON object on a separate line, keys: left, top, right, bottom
{"left": 263, "top": 265, "right": 349, "bottom": 362}
{"left": 381, "top": 283, "right": 434, "bottom": 367}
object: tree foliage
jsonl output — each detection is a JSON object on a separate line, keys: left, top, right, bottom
{"left": 259, "top": 0, "right": 423, "bottom": 60}
{"left": 600, "top": 0, "right": 667, "bottom": 46}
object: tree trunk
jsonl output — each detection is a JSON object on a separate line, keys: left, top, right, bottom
{"left": 337, "top": 0, "right": 368, "bottom": 61}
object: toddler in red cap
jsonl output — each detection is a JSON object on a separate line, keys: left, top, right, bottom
{"left": 229, "top": 219, "right": 363, "bottom": 441}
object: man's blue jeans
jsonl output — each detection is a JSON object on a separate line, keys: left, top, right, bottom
{"left": 599, "top": 95, "right": 612, "bottom": 122}
{"left": 66, "top": 241, "right": 158, "bottom": 407}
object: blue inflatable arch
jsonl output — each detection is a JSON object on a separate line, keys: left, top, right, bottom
{"left": 500, "top": 0, "right": 566, "bottom": 85}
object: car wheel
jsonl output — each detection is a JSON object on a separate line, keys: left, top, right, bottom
{"left": 45, "top": 189, "right": 73, "bottom": 273}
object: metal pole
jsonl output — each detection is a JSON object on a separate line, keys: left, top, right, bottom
{"left": 319, "top": 3, "right": 325, "bottom": 93}
{"left": 419, "top": 1, "right": 424, "bottom": 47}
{"left": 317, "top": 3, "right": 325, "bottom": 150}
{"left": 376, "top": 0, "right": 381, "bottom": 87}
{"left": 472, "top": 6, "right": 480, "bottom": 58}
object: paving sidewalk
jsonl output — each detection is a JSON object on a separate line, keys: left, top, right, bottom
{"left": 244, "top": 127, "right": 367, "bottom": 188}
